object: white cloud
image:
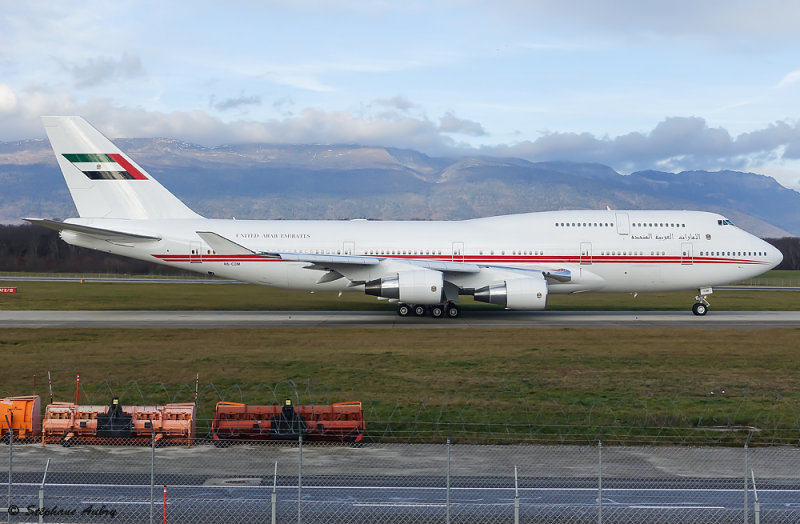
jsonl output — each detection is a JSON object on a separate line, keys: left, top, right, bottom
{"left": 59, "top": 53, "right": 145, "bottom": 89}
{"left": 775, "top": 70, "right": 800, "bottom": 89}
{"left": 488, "top": 116, "right": 800, "bottom": 176}
{"left": 3, "top": 84, "right": 800, "bottom": 191}
{"left": 439, "top": 112, "right": 487, "bottom": 136}
{"left": 374, "top": 96, "right": 419, "bottom": 113}
{"left": 211, "top": 94, "right": 263, "bottom": 112}
{"left": 0, "top": 84, "right": 18, "bottom": 113}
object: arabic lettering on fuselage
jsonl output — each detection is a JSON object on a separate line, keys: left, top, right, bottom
{"left": 630, "top": 233, "right": 701, "bottom": 241}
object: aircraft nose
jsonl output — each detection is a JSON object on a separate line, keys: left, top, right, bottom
{"left": 766, "top": 242, "right": 783, "bottom": 269}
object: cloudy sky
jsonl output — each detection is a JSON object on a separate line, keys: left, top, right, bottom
{"left": 2, "top": 1, "right": 800, "bottom": 189}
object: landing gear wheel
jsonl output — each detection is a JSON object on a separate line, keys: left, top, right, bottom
{"left": 430, "top": 304, "right": 445, "bottom": 318}
{"left": 397, "top": 304, "right": 411, "bottom": 317}
{"left": 446, "top": 303, "right": 460, "bottom": 318}
{"left": 413, "top": 304, "right": 427, "bottom": 316}
{"left": 692, "top": 303, "right": 708, "bottom": 316}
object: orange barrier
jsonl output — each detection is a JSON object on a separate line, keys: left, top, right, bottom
{"left": 43, "top": 397, "right": 196, "bottom": 446}
{"left": 1, "top": 395, "right": 41, "bottom": 441}
{"left": 212, "top": 400, "right": 364, "bottom": 444}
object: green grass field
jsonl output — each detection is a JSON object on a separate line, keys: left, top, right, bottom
{"left": 0, "top": 270, "right": 798, "bottom": 311}
{"left": 1, "top": 327, "right": 799, "bottom": 444}
{"left": 0, "top": 271, "right": 798, "bottom": 444}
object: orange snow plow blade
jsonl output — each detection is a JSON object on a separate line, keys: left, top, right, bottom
{"left": 1, "top": 395, "right": 41, "bottom": 441}
{"left": 43, "top": 397, "right": 196, "bottom": 446}
{"left": 212, "top": 400, "right": 364, "bottom": 444}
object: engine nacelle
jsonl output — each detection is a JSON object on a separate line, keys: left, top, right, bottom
{"left": 474, "top": 278, "right": 548, "bottom": 310}
{"left": 364, "top": 269, "right": 444, "bottom": 304}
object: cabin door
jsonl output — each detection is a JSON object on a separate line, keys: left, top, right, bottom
{"left": 681, "top": 242, "right": 693, "bottom": 265}
{"left": 452, "top": 242, "right": 464, "bottom": 262}
{"left": 580, "top": 242, "right": 592, "bottom": 265}
{"left": 189, "top": 241, "right": 202, "bottom": 263}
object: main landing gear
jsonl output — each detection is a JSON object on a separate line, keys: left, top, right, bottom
{"left": 397, "top": 302, "right": 460, "bottom": 318}
{"left": 692, "top": 288, "right": 712, "bottom": 316}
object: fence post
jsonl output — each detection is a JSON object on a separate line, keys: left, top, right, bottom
{"left": 446, "top": 438, "right": 451, "bottom": 524}
{"left": 272, "top": 461, "right": 278, "bottom": 524}
{"left": 598, "top": 440, "right": 603, "bottom": 524}
{"left": 297, "top": 434, "right": 303, "bottom": 524}
{"left": 751, "top": 470, "right": 760, "bottom": 524}
{"left": 150, "top": 431, "right": 156, "bottom": 524}
{"left": 514, "top": 465, "right": 519, "bottom": 524}
{"left": 6, "top": 416, "right": 11, "bottom": 524}
{"left": 38, "top": 458, "right": 50, "bottom": 524}
{"left": 743, "top": 441, "right": 749, "bottom": 524}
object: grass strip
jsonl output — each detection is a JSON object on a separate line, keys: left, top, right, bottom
{"left": 1, "top": 327, "right": 798, "bottom": 444}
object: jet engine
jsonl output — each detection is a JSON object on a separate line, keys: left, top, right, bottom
{"left": 473, "top": 278, "right": 548, "bottom": 310}
{"left": 364, "top": 269, "right": 445, "bottom": 304}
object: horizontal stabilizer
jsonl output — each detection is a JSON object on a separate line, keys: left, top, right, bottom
{"left": 24, "top": 218, "right": 161, "bottom": 242}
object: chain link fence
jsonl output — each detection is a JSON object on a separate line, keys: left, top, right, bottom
{"left": 3, "top": 432, "right": 800, "bottom": 523}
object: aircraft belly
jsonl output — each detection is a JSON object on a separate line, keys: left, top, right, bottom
{"left": 628, "top": 264, "right": 663, "bottom": 289}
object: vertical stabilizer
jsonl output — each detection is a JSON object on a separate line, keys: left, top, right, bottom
{"left": 41, "top": 116, "right": 202, "bottom": 219}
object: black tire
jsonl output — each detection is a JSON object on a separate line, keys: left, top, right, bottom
{"left": 413, "top": 305, "right": 427, "bottom": 316}
{"left": 692, "top": 303, "right": 708, "bottom": 316}
{"left": 397, "top": 304, "right": 411, "bottom": 317}
{"left": 430, "top": 305, "right": 444, "bottom": 318}
{"left": 446, "top": 304, "right": 460, "bottom": 318}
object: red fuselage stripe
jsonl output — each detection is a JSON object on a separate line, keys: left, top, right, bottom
{"left": 151, "top": 254, "right": 768, "bottom": 265}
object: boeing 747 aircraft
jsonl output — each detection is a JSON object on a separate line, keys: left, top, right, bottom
{"left": 26, "top": 116, "right": 782, "bottom": 317}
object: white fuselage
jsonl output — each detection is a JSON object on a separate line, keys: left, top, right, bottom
{"left": 62, "top": 209, "right": 782, "bottom": 296}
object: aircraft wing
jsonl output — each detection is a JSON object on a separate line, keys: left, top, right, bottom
{"left": 24, "top": 218, "right": 161, "bottom": 242}
{"left": 276, "top": 254, "right": 483, "bottom": 286}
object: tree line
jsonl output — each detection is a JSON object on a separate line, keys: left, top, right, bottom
{"left": 0, "top": 224, "right": 192, "bottom": 275}
{"left": 1, "top": 223, "right": 799, "bottom": 274}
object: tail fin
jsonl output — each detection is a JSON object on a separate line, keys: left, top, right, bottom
{"left": 41, "top": 116, "right": 202, "bottom": 219}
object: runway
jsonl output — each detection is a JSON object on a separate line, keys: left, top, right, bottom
{"left": 1, "top": 309, "right": 799, "bottom": 328}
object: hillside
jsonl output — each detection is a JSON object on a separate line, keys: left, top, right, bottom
{"left": 1, "top": 139, "right": 797, "bottom": 237}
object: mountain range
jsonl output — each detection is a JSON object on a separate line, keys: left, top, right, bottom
{"left": 1, "top": 138, "right": 798, "bottom": 237}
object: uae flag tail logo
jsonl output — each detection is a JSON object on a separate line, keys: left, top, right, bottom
{"left": 63, "top": 153, "right": 148, "bottom": 180}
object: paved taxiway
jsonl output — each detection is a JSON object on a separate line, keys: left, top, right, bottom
{"left": 1, "top": 309, "right": 799, "bottom": 328}
{"left": 5, "top": 444, "right": 800, "bottom": 522}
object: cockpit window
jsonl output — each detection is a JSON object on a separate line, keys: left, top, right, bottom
{"left": 717, "top": 219, "right": 734, "bottom": 226}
